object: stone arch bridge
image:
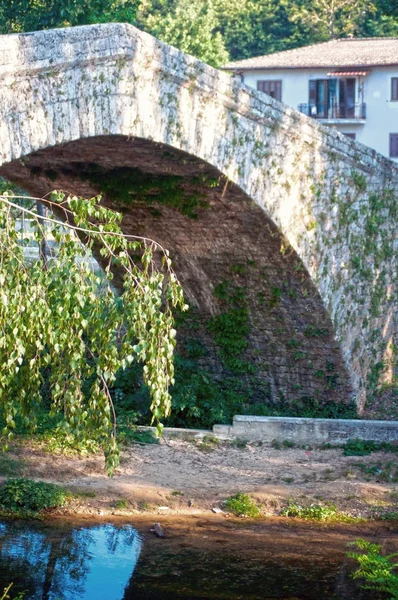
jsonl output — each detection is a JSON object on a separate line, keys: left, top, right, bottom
{"left": 0, "top": 23, "right": 396, "bottom": 414}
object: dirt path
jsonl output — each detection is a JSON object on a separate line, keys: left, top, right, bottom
{"left": 7, "top": 438, "right": 398, "bottom": 518}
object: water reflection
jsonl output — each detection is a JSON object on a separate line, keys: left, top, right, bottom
{"left": 0, "top": 521, "right": 141, "bottom": 600}
{"left": 0, "top": 518, "right": 394, "bottom": 600}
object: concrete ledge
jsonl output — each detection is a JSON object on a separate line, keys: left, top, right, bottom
{"left": 137, "top": 417, "right": 398, "bottom": 446}
{"left": 137, "top": 426, "right": 215, "bottom": 441}
{"left": 221, "top": 415, "right": 398, "bottom": 445}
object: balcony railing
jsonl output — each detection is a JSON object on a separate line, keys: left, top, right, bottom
{"left": 298, "top": 102, "right": 366, "bottom": 120}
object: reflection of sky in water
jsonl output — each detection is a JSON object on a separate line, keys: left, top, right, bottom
{"left": 0, "top": 522, "right": 142, "bottom": 600}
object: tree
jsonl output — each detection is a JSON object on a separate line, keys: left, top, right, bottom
{"left": 0, "top": 0, "right": 139, "bottom": 34}
{"left": 137, "top": 0, "right": 229, "bottom": 66}
{"left": 288, "top": 0, "right": 376, "bottom": 40}
{"left": 0, "top": 191, "right": 186, "bottom": 473}
{"left": 362, "top": 0, "right": 398, "bottom": 36}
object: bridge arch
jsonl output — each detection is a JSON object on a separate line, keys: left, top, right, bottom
{"left": 0, "top": 23, "right": 396, "bottom": 412}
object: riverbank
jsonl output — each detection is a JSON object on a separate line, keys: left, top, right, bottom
{"left": 3, "top": 436, "right": 398, "bottom": 521}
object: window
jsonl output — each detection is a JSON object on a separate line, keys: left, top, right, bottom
{"left": 257, "top": 80, "right": 282, "bottom": 101}
{"left": 309, "top": 79, "right": 338, "bottom": 118}
{"left": 308, "top": 78, "right": 358, "bottom": 118}
{"left": 390, "top": 134, "right": 398, "bottom": 157}
{"left": 344, "top": 133, "right": 356, "bottom": 140}
{"left": 391, "top": 78, "right": 398, "bottom": 101}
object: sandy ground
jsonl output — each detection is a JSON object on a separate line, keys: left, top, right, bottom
{"left": 6, "top": 437, "right": 398, "bottom": 519}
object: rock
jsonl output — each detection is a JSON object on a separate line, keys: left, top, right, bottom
{"left": 212, "top": 507, "right": 223, "bottom": 514}
{"left": 150, "top": 523, "right": 165, "bottom": 538}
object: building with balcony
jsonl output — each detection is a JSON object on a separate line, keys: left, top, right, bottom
{"left": 224, "top": 38, "right": 398, "bottom": 161}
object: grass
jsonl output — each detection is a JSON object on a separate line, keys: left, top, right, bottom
{"left": 281, "top": 501, "right": 362, "bottom": 522}
{"left": 114, "top": 498, "right": 129, "bottom": 510}
{"left": 0, "top": 478, "right": 70, "bottom": 517}
{"left": 73, "top": 489, "right": 96, "bottom": 499}
{"left": 225, "top": 493, "right": 261, "bottom": 518}
{"left": 198, "top": 435, "right": 220, "bottom": 452}
{"left": 0, "top": 455, "right": 24, "bottom": 478}
{"left": 230, "top": 439, "right": 248, "bottom": 449}
{"left": 35, "top": 423, "right": 101, "bottom": 456}
{"left": 271, "top": 439, "right": 296, "bottom": 450}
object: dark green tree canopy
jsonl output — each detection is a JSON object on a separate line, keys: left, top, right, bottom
{"left": 0, "top": 0, "right": 396, "bottom": 63}
{"left": 0, "top": 0, "right": 139, "bottom": 33}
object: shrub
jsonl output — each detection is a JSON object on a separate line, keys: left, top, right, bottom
{"left": 0, "top": 478, "right": 70, "bottom": 515}
{"left": 348, "top": 539, "right": 398, "bottom": 599}
{"left": 225, "top": 493, "right": 260, "bottom": 518}
{"left": 281, "top": 502, "right": 339, "bottom": 521}
{"left": 344, "top": 438, "right": 398, "bottom": 457}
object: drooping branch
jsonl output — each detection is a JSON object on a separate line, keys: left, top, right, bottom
{"left": 0, "top": 190, "right": 187, "bottom": 473}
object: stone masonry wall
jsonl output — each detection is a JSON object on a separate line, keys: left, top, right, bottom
{"left": 0, "top": 23, "right": 396, "bottom": 410}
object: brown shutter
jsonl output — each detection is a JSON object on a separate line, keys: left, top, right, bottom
{"left": 257, "top": 81, "right": 268, "bottom": 93}
{"left": 390, "top": 134, "right": 398, "bottom": 157}
{"left": 257, "top": 80, "right": 282, "bottom": 101}
{"left": 392, "top": 78, "right": 398, "bottom": 101}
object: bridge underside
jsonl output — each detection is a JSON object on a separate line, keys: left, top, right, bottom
{"left": 0, "top": 135, "right": 353, "bottom": 417}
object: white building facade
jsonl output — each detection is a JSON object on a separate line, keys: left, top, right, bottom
{"left": 225, "top": 38, "right": 398, "bottom": 161}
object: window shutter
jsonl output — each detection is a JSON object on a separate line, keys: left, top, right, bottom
{"left": 392, "top": 78, "right": 398, "bottom": 101}
{"left": 257, "top": 80, "right": 282, "bottom": 101}
{"left": 390, "top": 134, "right": 398, "bottom": 157}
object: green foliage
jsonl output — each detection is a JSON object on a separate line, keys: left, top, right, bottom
{"left": 0, "top": 583, "right": 25, "bottom": 600}
{"left": 209, "top": 281, "right": 252, "bottom": 374}
{"left": 114, "top": 498, "right": 129, "bottom": 509}
{"left": 348, "top": 539, "right": 398, "bottom": 599}
{"left": 225, "top": 492, "right": 260, "bottom": 517}
{"left": 356, "top": 461, "right": 398, "bottom": 483}
{"left": 167, "top": 362, "right": 247, "bottom": 428}
{"left": 137, "top": 0, "right": 228, "bottom": 66}
{"left": 0, "top": 478, "right": 70, "bottom": 515}
{"left": 138, "top": 0, "right": 396, "bottom": 65}
{"left": 343, "top": 438, "right": 398, "bottom": 457}
{"left": 289, "top": 0, "right": 375, "bottom": 40}
{"left": 198, "top": 434, "right": 220, "bottom": 451}
{"left": 0, "top": 192, "right": 186, "bottom": 473}
{"left": 282, "top": 501, "right": 337, "bottom": 520}
{"left": 66, "top": 164, "right": 211, "bottom": 219}
{"left": 0, "top": 0, "right": 395, "bottom": 71}
{"left": 281, "top": 501, "right": 359, "bottom": 522}
{"left": 214, "top": 0, "right": 306, "bottom": 61}
{"left": 0, "top": 0, "right": 139, "bottom": 34}
{"left": 380, "top": 512, "right": 398, "bottom": 522}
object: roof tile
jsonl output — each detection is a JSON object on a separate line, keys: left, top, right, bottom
{"left": 223, "top": 38, "right": 398, "bottom": 70}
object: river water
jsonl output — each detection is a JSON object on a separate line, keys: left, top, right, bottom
{"left": 0, "top": 516, "right": 395, "bottom": 599}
